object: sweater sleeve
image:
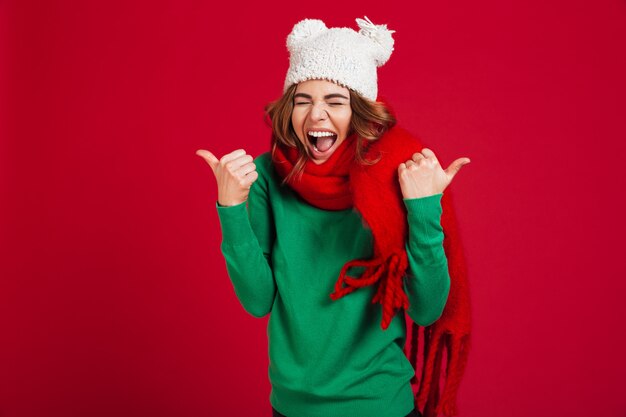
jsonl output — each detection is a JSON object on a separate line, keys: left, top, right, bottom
{"left": 216, "top": 156, "right": 277, "bottom": 318}
{"left": 403, "top": 193, "right": 451, "bottom": 326}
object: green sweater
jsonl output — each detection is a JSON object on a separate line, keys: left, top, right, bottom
{"left": 216, "top": 153, "right": 450, "bottom": 417}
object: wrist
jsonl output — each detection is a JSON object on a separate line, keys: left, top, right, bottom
{"left": 402, "top": 188, "right": 441, "bottom": 199}
{"left": 217, "top": 198, "right": 246, "bottom": 207}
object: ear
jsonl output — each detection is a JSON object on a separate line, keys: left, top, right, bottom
{"left": 287, "top": 19, "right": 328, "bottom": 52}
{"left": 356, "top": 16, "right": 395, "bottom": 66}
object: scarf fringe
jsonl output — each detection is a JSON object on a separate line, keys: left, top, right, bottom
{"left": 408, "top": 327, "right": 471, "bottom": 417}
{"left": 330, "top": 252, "right": 409, "bottom": 329}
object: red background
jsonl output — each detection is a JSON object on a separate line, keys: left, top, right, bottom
{"left": 2, "top": 1, "right": 626, "bottom": 416}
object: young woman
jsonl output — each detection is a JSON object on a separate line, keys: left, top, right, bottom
{"left": 197, "top": 17, "right": 471, "bottom": 417}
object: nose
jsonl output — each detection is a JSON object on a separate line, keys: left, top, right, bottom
{"left": 309, "top": 103, "right": 328, "bottom": 121}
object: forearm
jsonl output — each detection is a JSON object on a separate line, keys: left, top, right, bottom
{"left": 403, "top": 193, "right": 451, "bottom": 326}
{"left": 217, "top": 202, "right": 276, "bottom": 318}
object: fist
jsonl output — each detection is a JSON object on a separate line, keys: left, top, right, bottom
{"left": 196, "top": 148, "right": 258, "bottom": 206}
{"left": 398, "top": 148, "right": 470, "bottom": 199}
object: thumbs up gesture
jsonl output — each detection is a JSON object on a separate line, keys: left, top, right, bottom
{"left": 398, "top": 148, "right": 470, "bottom": 199}
{"left": 196, "top": 149, "right": 258, "bottom": 206}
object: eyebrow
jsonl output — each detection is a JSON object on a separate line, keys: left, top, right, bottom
{"left": 294, "top": 93, "right": 349, "bottom": 100}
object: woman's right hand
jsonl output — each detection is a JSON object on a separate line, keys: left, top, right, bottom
{"left": 196, "top": 149, "right": 258, "bottom": 206}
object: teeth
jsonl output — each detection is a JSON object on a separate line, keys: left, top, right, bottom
{"left": 308, "top": 131, "right": 335, "bottom": 137}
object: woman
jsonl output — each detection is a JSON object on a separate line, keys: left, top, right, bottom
{"left": 197, "top": 17, "right": 470, "bottom": 417}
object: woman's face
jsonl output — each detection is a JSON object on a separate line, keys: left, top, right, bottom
{"left": 291, "top": 79, "right": 353, "bottom": 164}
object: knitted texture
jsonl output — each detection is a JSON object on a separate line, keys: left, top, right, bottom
{"left": 273, "top": 126, "right": 471, "bottom": 416}
{"left": 284, "top": 16, "right": 395, "bottom": 100}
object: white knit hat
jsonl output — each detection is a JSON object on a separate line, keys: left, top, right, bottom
{"left": 283, "top": 16, "right": 395, "bottom": 101}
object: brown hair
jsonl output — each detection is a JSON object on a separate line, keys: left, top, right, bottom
{"left": 264, "top": 83, "right": 397, "bottom": 183}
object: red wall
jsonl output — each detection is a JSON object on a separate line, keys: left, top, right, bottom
{"left": 2, "top": 1, "right": 626, "bottom": 416}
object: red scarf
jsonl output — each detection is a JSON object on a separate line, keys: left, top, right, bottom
{"left": 272, "top": 126, "right": 471, "bottom": 417}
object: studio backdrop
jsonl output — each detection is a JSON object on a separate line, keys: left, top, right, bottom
{"left": 1, "top": 1, "right": 625, "bottom": 416}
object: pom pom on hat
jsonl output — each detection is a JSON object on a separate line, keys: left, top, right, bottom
{"left": 356, "top": 16, "right": 395, "bottom": 66}
{"left": 287, "top": 19, "right": 328, "bottom": 51}
{"left": 283, "top": 16, "right": 395, "bottom": 101}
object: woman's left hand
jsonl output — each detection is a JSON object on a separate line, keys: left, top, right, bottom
{"left": 398, "top": 148, "right": 470, "bottom": 199}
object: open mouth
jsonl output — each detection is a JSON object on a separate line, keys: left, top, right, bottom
{"left": 307, "top": 131, "right": 338, "bottom": 154}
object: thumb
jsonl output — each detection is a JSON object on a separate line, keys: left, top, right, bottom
{"left": 196, "top": 149, "right": 219, "bottom": 173}
{"left": 445, "top": 157, "right": 471, "bottom": 180}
